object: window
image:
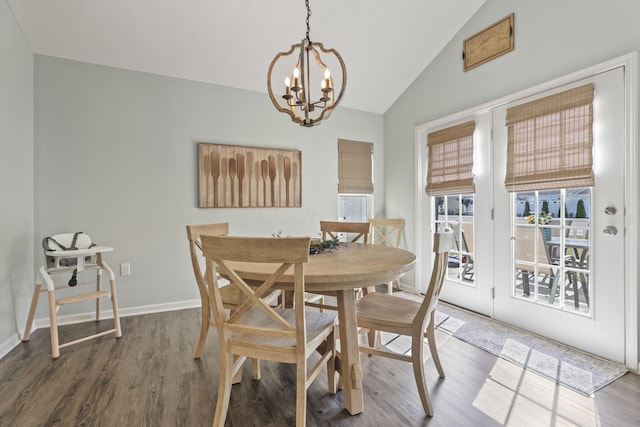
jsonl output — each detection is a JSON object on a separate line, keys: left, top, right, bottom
{"left": 337, "top": 139, "right": 373, "bottom": 221}
{"left": 427, "top": 121, "right": 476, "bottom": 285}
{"left": 506, "top": 84, "right": 594, "bottom": 314}
{"left": 435, "top": 194, "right": 475, "bottom": 285}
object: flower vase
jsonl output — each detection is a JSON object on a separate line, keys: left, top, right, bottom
{"left": 542, "top": 227, "right": 552, "bottom": 241}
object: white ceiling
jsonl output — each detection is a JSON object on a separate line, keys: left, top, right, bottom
{"left": 7, "top": 0, "right": 485, "bottom": 114}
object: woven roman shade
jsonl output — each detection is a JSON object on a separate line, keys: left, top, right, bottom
{"left": 425, "top": 121, "right": 476, "bottom": 196}
{"left": 338, "top": 139, "right": 373, "bottom": 194}
{"left": 504, "top": 83, "right": 595, "bottom": 192}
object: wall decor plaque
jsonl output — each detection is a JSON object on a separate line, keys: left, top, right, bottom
{"left": 463, "top": 13, "right": 514, "bottom": 72}
{"left": 198, "top": 143, "right": 301, "bottom": 208}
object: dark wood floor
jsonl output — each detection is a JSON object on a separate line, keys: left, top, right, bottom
{"left": 1, "top": 308, "right": 639, "bottom": 427}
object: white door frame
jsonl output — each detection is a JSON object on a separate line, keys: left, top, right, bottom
{"left": 415, "top": 52, "right": 638, "bottom": 369}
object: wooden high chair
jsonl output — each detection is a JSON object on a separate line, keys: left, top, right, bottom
{"left": 22, "top": 232, "right": 122, "bottom": 359}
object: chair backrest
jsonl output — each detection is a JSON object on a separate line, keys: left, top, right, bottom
{"left": 186, "top": 223, "right": 232, "bottom": 306}
{"left": 515, "top": 227, "right": 554, "bottom": 276}
{"left": 567, "top": 219, "right": 590, "bottom": 239}
{"left": 320, "top": 221, "right": 371, "bottom": 243}
{"left": 200, "top": 236, "right": 311, "bottom": 348}
{"left": 368, "top": 218, "right": 404, "bottom": 248}
{"left": 416, "top": 231, "right": 455, "bottom": 329}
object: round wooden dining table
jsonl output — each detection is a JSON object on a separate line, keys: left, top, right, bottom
{"left": 225, "top": 242, "right": 416, "bottom": 415}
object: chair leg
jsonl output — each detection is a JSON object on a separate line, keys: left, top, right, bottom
{"left": 231, "top": 357, "right": 244, "bottom": 384}
{"left": 212, "top": 346, "right": 234, "bottom": 427}
{"left": 580, "top": 273, "right": 590, "bottom": 306}
{"left": 22, "top": 284, "right": 42, "bottom": 341}
{"left": 327, "top": 329, "right": 337, "bottom": 394}
{"left": 296, "top": 358, "right": 307, "bottom": 427}
{"left": 521, "top": 271, "right": 531, "bottom": 296}
{"left": 47, "top": 290, "right": 60, "bottom": 359}
{"left": 367, "top": 329, "right": 379, "bottom": 348}
{"left": 251, "top": 358, "right": 261, "bottom": 380}
{"left": 109, "top": 278, "right": 122, "bottom": 338}
{"left": 193, "top": 304, "right": 210, "bottom": 359}
{"left": 549, "top": 274, "right": 561, "bottom": 305}
{"left": 425, "top": 317, "right": 444, "bottom": 379}
{"left": 96, "top": 270, "right": 102, "bottom": 321}
{"left": 411, "top": 334, "right": 434, "bottom": 416}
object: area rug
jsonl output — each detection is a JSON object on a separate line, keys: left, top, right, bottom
{"left": 434, "top": 302, "right": 628, "bottom": 396}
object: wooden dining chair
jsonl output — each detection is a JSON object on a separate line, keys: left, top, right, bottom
{"left": 320, "top": 220, "right": 371, "bottom": 244}
{"left": 201, "top": 235, "right": 337, "bottom": 427}
{"left": 186, "top": 223, "right": 281, "bottom": 361}
{"left": 355, "top": 230, "right": 454, "bottom": 416}
{"left": 515, "top": 227, "right": 584, "bottom": 306}
{"left": 305, "top": 221, "right": 372, "bottom": 312}
{"left": 369, "top": 218, "right": 405, "bottom": 293}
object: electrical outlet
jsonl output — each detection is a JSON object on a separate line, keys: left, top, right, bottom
{"left": 120, "top": 263, "right": 131, "bottom": 277}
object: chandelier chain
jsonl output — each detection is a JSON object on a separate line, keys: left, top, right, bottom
{"left": 305, "top": 0, "right": 311, "bottom": 43}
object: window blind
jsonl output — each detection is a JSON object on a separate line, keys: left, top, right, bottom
{"left": 504, "top": 83, "right": 595, "bottom": 192}
{"left": 338, "top": 139, "right": 373, "bottom": 194}
{"left": 425, "top": 121, "right": 476, "bottom": 196}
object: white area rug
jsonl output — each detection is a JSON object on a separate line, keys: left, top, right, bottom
{"left": 434, "top": 302, "right": 628, "bottom": 396}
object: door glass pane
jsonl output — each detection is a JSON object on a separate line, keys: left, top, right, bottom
{"left": 512, "top": 189, "right": 591, "bottom": 316}
{"left": 434, "top": 194, "right": 475, "bottom": 286}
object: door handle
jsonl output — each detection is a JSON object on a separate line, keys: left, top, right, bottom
{"left": 602, "top": 225, "right": 618, "bottom": 236}
{"left": 604, "top": 206, "right": 617, "bottom": 215}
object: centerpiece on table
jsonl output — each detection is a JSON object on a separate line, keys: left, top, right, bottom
{"left": 271, "top": 230, "right": 342, "bottom": 255}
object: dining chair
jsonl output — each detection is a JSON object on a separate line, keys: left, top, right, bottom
{"left": 355, "top": 230, "right": 454, "bottom": 416}
{"left": 186, "top": 223, "right": 281, "bottom": 367}
{"left": 201, "top": 235, "right": 337, "bottom": 427}
{"left": 305, "top": 221, "right": 372, "bottom": 312}
{"left": 515, "top": 227, "right": 584, "bottom": 306}
{"left": 320, "top": 220, "right": 371, "bottom": 244}
{"left": 460, "top": 222, "right": 475, "bottom": 281}
{"left": 369, "top": 218, "right": 405, "bottom": 293}
{"left": 22, "top": 232, "right": 122, "bottom": 359}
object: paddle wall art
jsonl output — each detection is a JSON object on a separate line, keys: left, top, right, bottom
{"left": 198, "top": 143, "right": 302, "bottom": 208}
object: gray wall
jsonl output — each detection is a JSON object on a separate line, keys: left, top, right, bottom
{"left": 32, "top": 56, "right": 384, "bottom": 317}
{"left": 0, "top": 0, "right": 34, "bottom": 348}
{"left": 383, "top": 0, "right": 640, "bottom": 362}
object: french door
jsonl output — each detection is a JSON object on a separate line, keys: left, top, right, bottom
{"left": 420, "top": 60, "right": 634, "bottom": 365}
{"left": 493, "top": 67, "right": 626, "bottom": 363}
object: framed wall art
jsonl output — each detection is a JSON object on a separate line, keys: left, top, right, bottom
{"left": 463, "top": 13, "right": 514, "bottom": 72}
{"left": 198, "top": 143, "right": 301, "bottom": 208}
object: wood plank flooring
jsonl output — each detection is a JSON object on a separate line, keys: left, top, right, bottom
{"left": 1, "top": 308, "right": 638, "bottom": 426}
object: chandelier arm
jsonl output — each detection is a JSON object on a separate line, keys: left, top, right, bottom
{"left": 267, "top": 43, "right": 304, "bottom": 124}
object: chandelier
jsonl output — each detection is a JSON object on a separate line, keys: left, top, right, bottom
{"left": 267, "top": 0, "right": 347, "bottom": 127}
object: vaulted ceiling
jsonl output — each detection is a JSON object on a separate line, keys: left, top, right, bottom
{"left": 8, "top": 0, "right": 486, "bottom": 114}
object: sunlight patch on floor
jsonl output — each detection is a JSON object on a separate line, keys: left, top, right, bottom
{"left": 473, "top": 357, "right": 599, "bottom": 426}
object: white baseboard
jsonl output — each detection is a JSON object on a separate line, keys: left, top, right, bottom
{"left": 2, "top": 299, "right": 201, "bottom": 360}
{"left": 397, "top": 282, "right": 418, "bottom": 294}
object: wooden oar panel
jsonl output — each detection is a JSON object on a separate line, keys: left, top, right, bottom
{"left": 198, "top": 143, "right": 301, "bottom": 208}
